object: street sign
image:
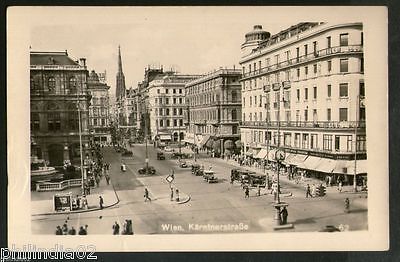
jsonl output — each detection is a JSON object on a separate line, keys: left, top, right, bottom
{"left": 166, "top": 175, "right": 174, "bottom": 183}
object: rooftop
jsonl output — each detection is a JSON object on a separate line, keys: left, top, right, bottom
{"left": 30, "top": 51, "right": 80, "bottom": 66}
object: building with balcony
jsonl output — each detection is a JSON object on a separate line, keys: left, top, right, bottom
{"left": 184, "top": 68, "right": 242, "bottom": 156}
{"left": 87, "top": 70, "right": 111, "bottom": 144}
{"left": 30, "top": 51, "right": 91, "bottom": 166}
{"left": 239, "top": 22, "right": 366, "bottom": 184}
{"left": 148, "top": 72, "right": 199, "bottom": 144}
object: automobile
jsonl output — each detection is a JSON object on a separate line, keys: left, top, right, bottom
{"left": 319, "top": 225, "right": 341, "bottom": 232}
{"left": 171, "top": 152, "right": 192, "bottom": 159}
{"left": 164, "top": 146, "right": 174, "bottom": 152}
{"left": 178, "top": 160, "right": 188, "bottom": 168}
{"left": 121, "top": 149, "right": 133, "bottom": 157}
{"left": 157, "top": 152, "right": 165, "bottom": 160}
{"left": 230, "top": 169, "right": 256, "bottom": 185}
{"left": 191, "top": 163, "right": 203, "bottom": 176}
{"left": 203, "top": 170, "right": 218, "bottom": 183}
{"left": 137, "top": 166, "right": 156, "bottom": 175}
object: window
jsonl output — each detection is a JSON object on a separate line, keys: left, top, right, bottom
{"left": 313, "top": 41, "right": 317, "bottom": 55}
{"left": 358, "top": 83, "right": 365, "bottom": 99}
{"left": 335, "top": 136, "right": 340, "bottom": 151}
{"left": 304, "top": 44, "right": 308, "bottom": 55}
{"left": 339, "top": 83, "right": 349, "bottom": 97}
{"left": 155, "top": 98, "right": 158, "bottom": 104}
{"left": 30, "top": 77, "right": 36, "bottom": 92}
{"left": 173, "top": 89, "right": 176, "bottom": 94}
{"left": 68, "top": 112, "right": 79, "bottom": 130}
{"left": 48, "top": 112, "right": 61, "bottom": 131}
{"left": 357, "top": 135, "right": 367, "bottom": 151}
{"left": 173, "top": 98, "right": 176, "bottom": 104}
{"left": 250, "top": 96, "right": 252, "bottom": 106}
{"left": 339, "top": 108, "right": 348, "bottom": 121}
{"left": 313, "top": 109, "right": 317, "bottom": 122}
{"left": 259, "top": 95, "right": 263, "bottom": 107}
{"left": 167, "top": 108, "right": 171, "bottom": 115}
{"left": 284, "top": 133, "right": 291, "bottom": 147}
{"left": 93, "top": 119, "right": 98, "bottom": 126}
{"left": 179, "top": 89, "right": 183, "bottom": 94}
{"left": 327, "top": 108, "right": 331, "bottom": 121}
{"left": 327, "top": 84, "right": 332, "bottom": 98}
{"left": 304, "top": 88, "right": 308, "bottom": 100}
{"left": 297, "top": 68, "right": 300, "bottom": 77}
{"left": 340, "top": 59, "right": 349, "bottom": 72}
{"left": 313, "top": 64, "right": 317, "bottom": 74}
{"left": 173, "top": 108, "right": 177, "bottom": 115}
{"left": 166, "top": 98, "right": 169, "bottom": 104}
{"left": 296, "top": 47, "right": 300, "bottom": 62}
{"left": 361, "top": 32, "right": 364, "bottom": 45}
{"left": 243, "top": 113, "right": 246, "bottom": 121}
{"left": 327, "top": 60, "right": 332, "bottom": 72}
{"left": 313, "top": 86, "right": 317, "bottom": 99}
{"left": 243, "top": 97, "right": 246, "bottom": 107}
{"left": 304, "top": 109, "right": 308, "bottom": 121}
{"left": 305, "top": 66, "right": 308, "bottom": 75}
{"left": 166, "top": 120, "right": 170, "bottom": 126}
{"left": 179, "top": 108, "right": 183, "bottom": 115}
{"left": 179, "top": 119, "right": 183, "bottom": 126}
{"left": 157, "top": 89, "right": 160, "bottom": 94}
{"left": 340, "top": 33, "right": 349, "bottom": 46}
{"left": 160, "top": 120, "right": 163, "bottom": 127}
{"left": 323, "top": 134, "right": 333, "bottom": 151}
{"left": 166, "top": 89, "right": 169, "bottom": 94}
{"left": 346, "top": 135, "right": 353, "bottom": 152}
{"left": 360, "top": 58, "right": 364, "bottom": 72}
{"left": 275, "top": 54, "right": 280, "bottom": 65}
{"left": 285, "top": 110, "right": 291, "bottom": 122}
{"left": 294, "top": 133, "right": 300, "bottom": 148}
{"left": 327, "top": 36, "right": 331, "bottom": 48}
{"left": 159, "top": 108, "right": 163, "bottom": 116}
{"left": 174, "top": 119, "right": 177, "bottom": 126}
{"left": 310, "top": 134, "right": 318, "bottom": 149}
{"left": 31, "top": 113, "right": 40, "bottom": 131}
{"left": 302, "top": 134, "right": 309, "bottom": 149}
{"left": 259, "top": 61, "right": 262, "bottom": 71}
{"left": 69, "top": 77, "right": 77, "bottom": 93}
{"left": 48, "top": 77, "right": 56, "bottom": 93}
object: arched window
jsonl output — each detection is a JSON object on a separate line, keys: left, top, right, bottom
{"left": 69, "top": 77, "right": 77, "bottom": 94}
{"left": 48, "top": 77, "right": 56, "bottom": 93}
{"left": 232, "top": 109, "right": 237, "bottom": 120}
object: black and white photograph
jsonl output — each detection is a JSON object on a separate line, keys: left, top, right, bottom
{"left": 6, "top": 6, "right": 388, "bottom": 252}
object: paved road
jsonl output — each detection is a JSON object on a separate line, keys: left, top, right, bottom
{"left": 31, "top": 143, "right": 367, "bottom": 234}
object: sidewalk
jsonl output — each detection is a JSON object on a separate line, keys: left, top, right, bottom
{"left": 31, "top": 175, "right": 120, "bottom": 216}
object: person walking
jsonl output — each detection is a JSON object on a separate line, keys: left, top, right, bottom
{"left": 244, "top": 186, "right": 250, "bottom": 199}
{"left": 257, "top": 185, "right": 261, "bottom": 197}
{"left": 338, "top": 181, "right": 343, "bottom": 193}
{"left": 280, "top": 207, "right": 288, "bottom": 225}
{"left": 99, "top": 196, "right": 104, "bottom": 209}
{"left": 144, "top": 188, "right": 151, "bottom": 202}
{"left": 311, "top": 184, "right": 316, "bottom": 197}
{"left": 344, "top": 198, "right": 350, "bottom": 213}
{"left": 68, "top": 226, "right": 76, "bottom": 235}
{"left": 170, "top": 187, "right": 174, "bottom": 201}
{"left": 55, "top": 226, "right": 62, "bottom": 235}
{"left": 112, "top": 221, "right": 120, "bottom": 235}
{"left": 306, "top": 184, "right": 313, "bottom": 198}
{"left": 175, "top": 189, "right": 180, "bottom": 202}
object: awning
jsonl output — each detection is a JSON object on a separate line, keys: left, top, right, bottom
{"left": 159, "top": 134, "right": 171, "bottom": 141}
{"left": 314, "top": 158, "right": 336, "bottom": 173}
{"left": 245, "top": 148, "right": 254, "bottom": 156}
{"left": 198, "top": 135, "right": 211, "bottom": 148}
{"left": 297, "top": 156, "right": 322, "bottom": 170}
{"left": 267, "top": 148, "right": 277, "bottom": 161}
{"left": 254, "top": 149, "right": 268, "bottom": 159}
{"left": 333, "top": 160, "right": 367, "bottom": 175}
{"left": 282, "top": 153, "right": 308, "bottom": 166}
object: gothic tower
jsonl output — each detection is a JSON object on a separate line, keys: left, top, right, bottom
{"left": 116, "top": 45, "right": 126, "bottom": 101}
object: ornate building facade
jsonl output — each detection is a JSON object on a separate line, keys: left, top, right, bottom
{"left": 87, "top": 70, "right": 111, "bottom": 144}
{"left": 239, "top": 23, "right": 366, "bottom": 183}
{"left": 184, "top": 69, "right": 242, "bottom": 156}
{"left": 30, "top": 51, "right": 90, "bottom": 166}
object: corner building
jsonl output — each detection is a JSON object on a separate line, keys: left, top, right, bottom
{"left": 30, "top": 51, "right": 90, "bottom": 166}
{"left": 239, "top": 23, "right": 366, "bottom": 184}
{"left": 184, "top": 69, "right": 242, "bottom": 156}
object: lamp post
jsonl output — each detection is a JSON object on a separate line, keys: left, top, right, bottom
{"left": 77, "top": 91, "right": 85, "bottom": 194}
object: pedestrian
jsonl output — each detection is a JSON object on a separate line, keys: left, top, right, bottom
{"left": 55, "top": 226, "right": 62, "bottom": 235}
{"left": 99, "top": 196, "right": 104, "bottom": 209}
{"left": 105, "top": 174, "right": 110, "bottom": 185}
{"left": 338, "top": 181, "right": 343, "bottom": 193}
{"left": 280, "top": 207, "right": 288, "bottom": 225}
{"left": 311, "top": 184, "right": 316, "bottom": 197}
{"left": 306, "top": 184, "right": 313, "bottom": 198}
{"left": 170, "top": 187, "right": 174, "bottom": 201}
{"left": 78, "top": 226, "right": 86, "bottom": 235}
{"left": 62, "top": 223, "right": 68, "bottom": 235}
{"left": 144, "top": 188, "right": 151, "bottom": 202}
{"left": 76, "top": 195, "right": 81, "bottom": 209}
{"left": 175, "top": 189, "right": 180, "bottom": 202}
{"left": 112, "top": 221, "right": 120, "bottom": 235}
{"left": 344, "top": 198, "right": 350, "bottom": 213}
{"left": 257, "top": 185, "right": 261, "bottom": 196}
{"left": 68, "top": 226, "right": 76, "bottom": 235}
{"left": 244, "top": 186, "right": 250, "bottom": 199}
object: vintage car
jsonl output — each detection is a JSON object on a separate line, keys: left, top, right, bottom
{"left": 156, "top": 152, "right": 165, "bottom": 160}
{"left": 171, "top": 152, "right": 192, "bottom": 159}
{"left": 191, "top": 163, "right": 203, "bottom": 176}
{"left": 178, "top": 160, "right": 188, "bottom": 168}
{"left": 137, "top": 166, "right": 156, "bottom": 175}
{"left": 203, "top": 170, "right": 218, "bottom": 183}
{"left": 121, "top": 149, "right": 133, "bottom": 157}
{"left": 231, "top": 169, "right": 267, "bottom": 187}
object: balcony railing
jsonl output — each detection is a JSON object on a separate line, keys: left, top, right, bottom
{"left": 241, "top": 45, "right": 363, "bottom": 80}
{"left": 241, "top": 120, "right": 366, "bottom": 129}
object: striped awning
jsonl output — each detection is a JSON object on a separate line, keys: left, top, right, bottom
{"left": 332, "top": 160, "right": 367, "bottom": 175}
{"left": 245, "top": 148, "right": 254, "bottom": 156}
{"left": 254, "top": 149, "right": 268, "bottom": 159}
{"left": 297, "top": 156, "right": 322, "bottom": 170}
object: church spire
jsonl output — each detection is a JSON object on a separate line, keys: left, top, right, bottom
{"left": 116, "top": 45, "right": 126, "bottom": 101}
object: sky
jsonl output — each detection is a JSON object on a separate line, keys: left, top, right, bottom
{"left": 28, "top": 7, "right": 299, "bottom": 97}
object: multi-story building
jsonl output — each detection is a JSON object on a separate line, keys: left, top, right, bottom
{"left": 148, "top": 72, "right": 199, "bottom": 144}
{"left": 87, "top": 70, "right": 111, "bottom": 144}
{"left": 184, "top": 69, "right": 242, "bottom": 156}
{"left": 30, "top": 51, "right": 90, "bottom": 166}
{"left": 239, "top": 23, "right": 366, "bottom": 184}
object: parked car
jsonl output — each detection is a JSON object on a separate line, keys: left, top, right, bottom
{"left": 138, "top": 166, "right": 156, "bottom": 175}
{"left": 179, "top": 160, "right": 188, "bottom": 168}
{"left": 121, "top": 149, "right": 133, "bottom": 157}
{"left": 157, "top": 152, "right": 165, "bottom": 160}
{"left": 171, "top": 152, "right": 192, "bottom": 159}
{"left": 191, "top": 163, "right": 203, "bottom": 176}
{"left": 203, "top": 170, "right": 218, "bottom": 183}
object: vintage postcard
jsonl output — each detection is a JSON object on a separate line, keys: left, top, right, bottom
{"left": 6, "top": 6, "right": 388, "bottom": 253}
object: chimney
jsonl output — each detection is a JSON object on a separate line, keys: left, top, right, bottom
{"left": 79, "top": 58, "right": 86, "bottom": 67}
